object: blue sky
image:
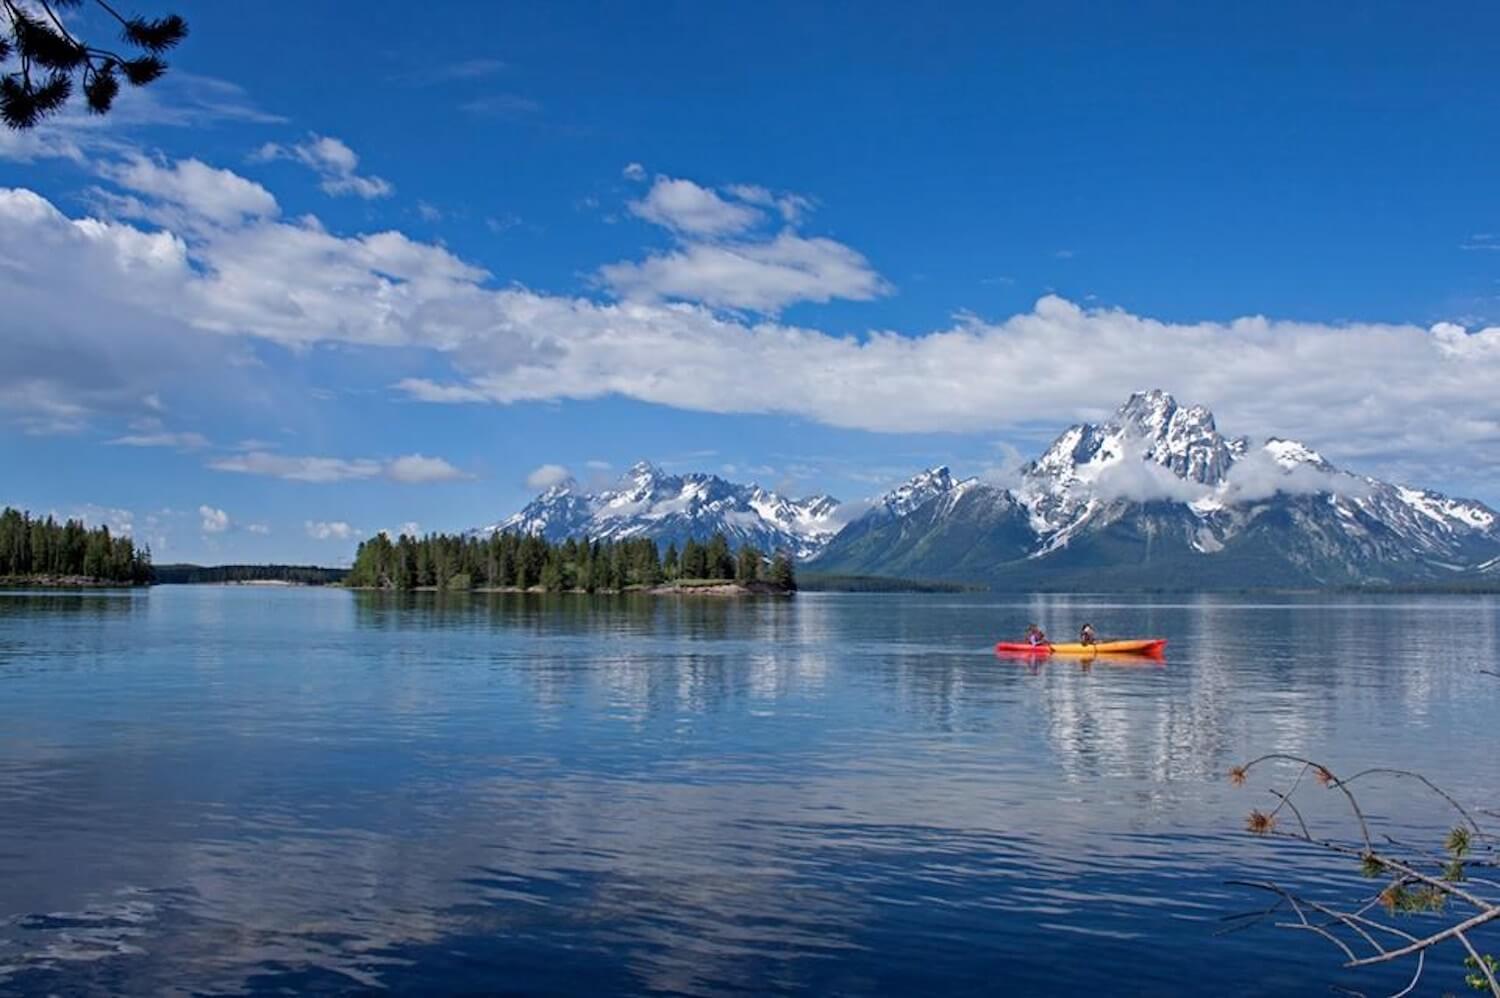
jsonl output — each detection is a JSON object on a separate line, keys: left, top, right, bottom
{"left": 4, "top": 0, "right": 1500, "bottom": 563}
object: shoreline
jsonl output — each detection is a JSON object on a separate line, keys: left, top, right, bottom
{"left": 0, "top": 576, "right": 146, "bottom": 589}
{"left": 345, "top": 580, "right": 794, "bottom": 597}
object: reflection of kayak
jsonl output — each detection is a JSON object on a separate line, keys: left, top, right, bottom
{"left": 994, "top": 638, "right": 1166, "bottom": 658}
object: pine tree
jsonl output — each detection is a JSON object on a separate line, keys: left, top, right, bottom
{"left": 736, "top": 545, "right": 761, "bottom": 582}
{"left": 769, "top": 551, "right": 797, "bottom": 591}
{"left": 706, "top": 532, "right": 733, "bottom": 580}
{"left": 1, "top": 4, "right": 188, "bottom": 130}
{"left": 663, "top": 541, "right": 679, "bottom": 580}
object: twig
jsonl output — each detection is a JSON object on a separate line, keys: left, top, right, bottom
{"left": 1455, "top": 929, "right": 1500, "bottom": 996}
{"left": 1337, "top": 768, "right": 1489, "bottom": 842}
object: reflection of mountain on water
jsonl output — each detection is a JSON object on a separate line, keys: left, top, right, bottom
{"left": 1025, "top": 596, "right": 1500, "bottom": 791}
{"left": 6, "top": 588, "right": 1498, "bottom": 995}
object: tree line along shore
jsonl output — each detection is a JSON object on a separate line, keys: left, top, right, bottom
{"left": 0, "top": 507, "right": 152, "bottom": 586}
{"left": 346, "top": 530, "right": 796, "bottom": 593}
{"left": 1, "top": 505, "right": 796, "bottom": 595}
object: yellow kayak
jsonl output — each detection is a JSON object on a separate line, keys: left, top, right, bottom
{"left": 995, "top": 638, "right": 1166, "bottom": 657}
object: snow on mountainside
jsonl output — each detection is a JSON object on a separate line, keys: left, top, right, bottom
{"left": 865, "top": 466, "right": 972, "bottom": 519}
{"left": 481, "top": 462, "right": 842, "bottom": 559}
{"left": 812, "top": 390, "right": 1500, "bottom": 588}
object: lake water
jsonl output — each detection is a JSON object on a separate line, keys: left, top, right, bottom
{"left": 1, "top": 587, "right": 1496, "bottom": 996}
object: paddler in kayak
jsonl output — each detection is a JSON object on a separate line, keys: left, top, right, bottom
{"left": 1079, "top": 623, "right": 1097, "bottom": 646}
{"left": 1025, "top": 623, "right": 1048, "bottom": 648}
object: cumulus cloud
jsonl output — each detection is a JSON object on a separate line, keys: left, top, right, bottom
{"left": 246, "top": 522, "right": 271, "bottom": 535}
{"left": 628, "top": 176, "right": 761, "bottom": 237}
{"left": 198, "top": 505, "right": 230, "bottom": 533}
{"left": 99, "top": 154, "right": 279, "bottom": 227}
{"left": 10, "top": 158, "right": 1500, "bottom": 493}
{"left": 386, "top": 454, "right": 469, "bottom": 483}
{"left": 305, "top": 520, "right": 359, "bottom": 541}
{"left": 622, "top": 162, "right": 646, "bottom": 182}
{"left": 524, "top": 463, "right": 572, "bottom": 490}
{"left": 608, "top": 174, "right": 877, "bottom": 311}
{"left": 208, "top": 451, "right": 466, "bottom": 484}
{"left": 252, "top": 134, "right": 393, "bottom": 199}
{"left": 600, "top": 231, "right": 888, "bottom": 312}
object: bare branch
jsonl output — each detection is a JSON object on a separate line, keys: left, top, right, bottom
{"left": 1230, "top": 753, "right": 1499, "bottom": 997}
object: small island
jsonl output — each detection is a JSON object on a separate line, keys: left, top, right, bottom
{"left": 0, "top": 506, "right": 152, "bottom": 587}
{"left": 345, "top": 529, "right": 797, "bottom": 595}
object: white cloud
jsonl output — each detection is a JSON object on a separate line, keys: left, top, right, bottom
{"left": 622, "top": 162, "right": 646, "bottom": 182}
{"left": 386, "top": 454, "right": 469, "bottom": 483}
{"left": 246, "top": 523, "right": 271, "bottom": 535}
{"left": 109, "top": 430, "right": 209, "bottom": 450}
{"left": 394, "top": 379, "right": 488, "bottom": 403}
{"left": 611, "top": 175, "right": 868, "bottom": 310}
{"left": 1090, "top": 449, "right": 1211, "bottom": 504}
{"left": 722, "top": 183, "right": 812, "bottom": 224}
{"left": 416, "top": 200, "right": 442, "bottom": 222}
{"left": 525, "top": 464, "right": 572, "bottom": 490}
{"left": 398, "top": 521, "right": 421, "bottom": 538}
{"left": 252, "top": 134, "right": 393, "bottom": 200}
{"left": 1, "top": 381, "right": 91, "bottom": 435}
{"left": 600, "top": 231, "right": 889, "bottom": 312}
{"left": 208, "top": 451, "right": 466, "bottom": 484}
{"left": 0, "top": 73, "right": 282, "bottom": 168}
{"left": 99, "top": 154, "right": 279, "bottom": 227}
{"left": 1220, "top": 449, "right": 1371, "bottom": 503}
{"left": 10, "top": 159, "right": 1500, "bottom": 495}
{"left": 305, "top": 520, "right": 359, "bottom": 541}
{"left": 628, "top": 176, "right": 761, "bottom": 237}
{"left": 211, "top": 452, "right": 383, "bottom": 483}
{"left": 199, "top": 505, "right": 231, "bottom": 533}
{"left": 62, "top": 504, "right": 135, "bottom": 536}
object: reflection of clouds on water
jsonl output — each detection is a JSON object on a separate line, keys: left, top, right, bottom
{"left": 2, "top": 588, "right": 1498, "bottom": 995}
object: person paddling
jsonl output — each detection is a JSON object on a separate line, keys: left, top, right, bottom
{"left": 1025, "top": 623, "right": 1048, "bottom": 648}
{"left": 1079, "top": 623, "right": 1097, "bottom": 646}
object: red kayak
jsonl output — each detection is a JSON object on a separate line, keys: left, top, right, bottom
{"left": 995, "top": 638, "right": 1167, "bottom": 658}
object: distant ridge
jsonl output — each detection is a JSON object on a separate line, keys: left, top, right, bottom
{"left": 153, "top": 564, "right": 346, "bottom": 585}
{"left": 477, "top": 461, "right": 841, "bottom": 559}
{"left": 810, "top": 390, "right": 1500, "bottom": 590}
{"left": 482, "top": 391, "right": 1500, "bottom": 590}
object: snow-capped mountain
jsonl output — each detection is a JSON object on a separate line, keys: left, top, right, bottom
{"left": 481, "top": 462, "right": 842, "bottom": 559}
{"left": 812, "top": 390, "right": 1500, "bottom": 588}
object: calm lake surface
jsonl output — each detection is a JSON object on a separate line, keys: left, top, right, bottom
{"left": 1, "top": 587, "right": 1496, "bottom": 996}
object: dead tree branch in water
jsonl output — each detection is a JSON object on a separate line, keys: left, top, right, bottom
{"left": 1226, "top": 754, "right": 1500, "bottom": 996}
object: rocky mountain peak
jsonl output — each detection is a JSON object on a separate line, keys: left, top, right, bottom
{"left": 876, "top": 466, "right": 962, "bottom": 518}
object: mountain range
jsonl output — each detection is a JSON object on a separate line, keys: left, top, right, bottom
{"left": 482, "top": 391, "right": 1500, "bottom": 589}
{"left": 481, "top": 461, "right": 842, "bottom": 560}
